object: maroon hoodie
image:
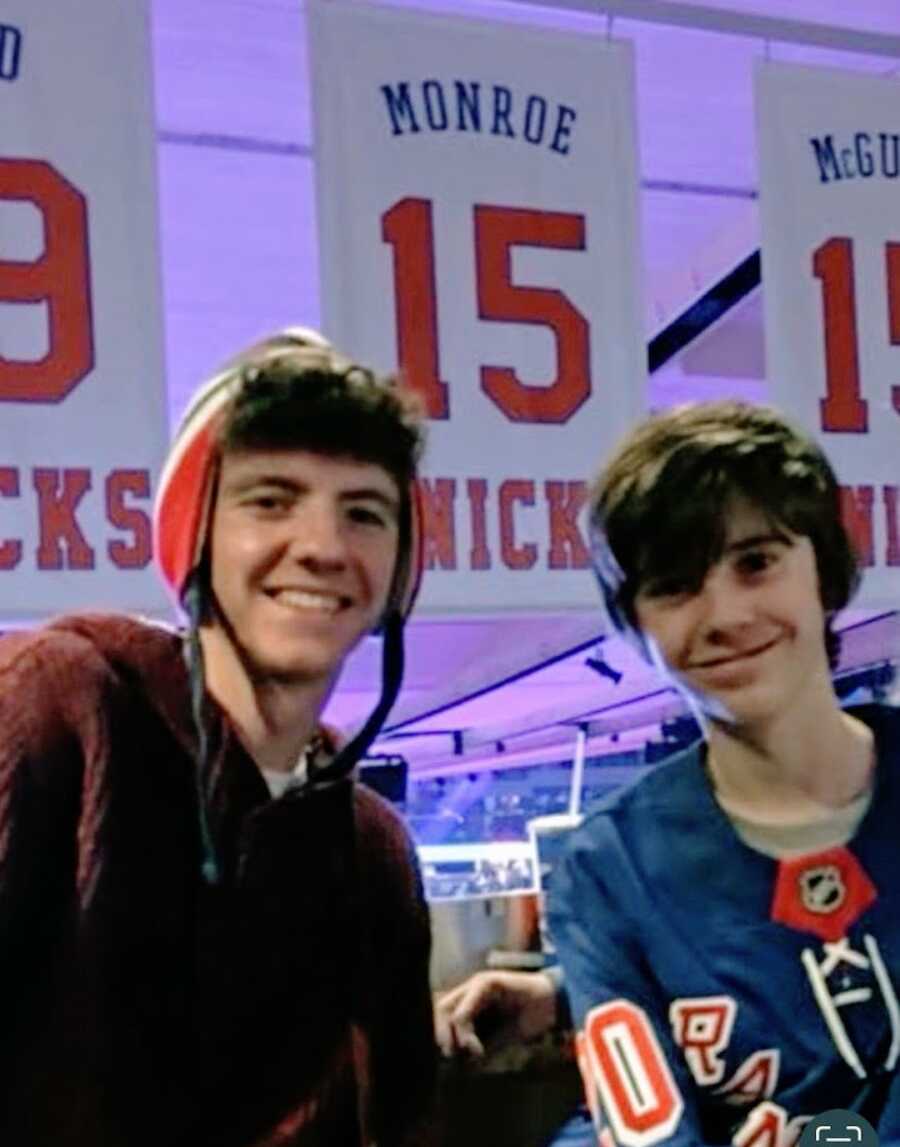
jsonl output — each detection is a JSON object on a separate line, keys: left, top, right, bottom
{"left": 0, "top": 613, "right": 435, "bottom": 1146}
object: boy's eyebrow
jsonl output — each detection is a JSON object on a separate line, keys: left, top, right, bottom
{"left": 220, "top": 474, "right": 300, "bottom": 495}
{"left": 221, "top": 474, "right": 400, "bottom": 514}
{"left": 726, "top": 530, "right": 792, "bottom": 553}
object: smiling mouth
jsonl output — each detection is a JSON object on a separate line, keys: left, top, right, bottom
{"left": 264, "top": 588, "right": 351, "bottom": 615}
{"left": 690, "top": 637, "right": 781, "bottom": 671}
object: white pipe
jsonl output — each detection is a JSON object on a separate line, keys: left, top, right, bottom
{"left": 568, "top": 724, "right": 588, "bottom": 817}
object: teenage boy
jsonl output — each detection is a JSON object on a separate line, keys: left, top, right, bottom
{"left": 437, "top": 401, "right": 900, "bottom": 1145}
{"left": 0, "top": 330, "right": 435, "bottom": 1147}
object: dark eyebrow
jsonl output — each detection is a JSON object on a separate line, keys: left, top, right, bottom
{"left": 221, "top": 474, "right": 400, "bottom": 517}
{"left": 726, "top": 531, "right": 792, "bottom": 554}
{"left": 221, "top": 475, "right": 301, "bottom": 497}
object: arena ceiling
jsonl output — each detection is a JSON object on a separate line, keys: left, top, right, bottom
{"left": 151, "top": 0, "right": 900, "bottom": 773}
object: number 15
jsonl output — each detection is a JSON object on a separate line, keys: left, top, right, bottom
{"left": 813, "top": 235, "right": 900, "bottom": 432}
{"left": 382, "top": 199, "right": 592, "bottom": 424}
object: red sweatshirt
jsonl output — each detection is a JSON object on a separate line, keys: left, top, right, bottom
{"left": 0, "top": 613, "right": 435, "bottom": 1146}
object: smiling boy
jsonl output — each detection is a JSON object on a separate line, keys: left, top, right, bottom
{"left": 203, "top": 448, "right": 404, "bottom": 777}
{"left": 550, "top": 401, "right": 900, "bottom": 1145}
{"left": 0, "top": 330, "right": 435, "bottom": 1146}
{"left": 436, "top": 402, "right": 900, "bottom": 1145}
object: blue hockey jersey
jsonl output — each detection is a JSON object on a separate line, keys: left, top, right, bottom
{"left": 547, "top": 705, "right": 900, "bottom": 1147}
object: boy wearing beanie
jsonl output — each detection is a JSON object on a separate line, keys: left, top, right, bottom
{"left": 0, "top": 330, "right": 435, "bottom": 1146}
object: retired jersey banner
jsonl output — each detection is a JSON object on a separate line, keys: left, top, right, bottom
{"left": 310, "top": 0, "right": 644, "bottom": 614}
{"left": 757, "top": 62, "right": 900, "bottom": 609}
{"left": 0, "top": 1, "right": 168, "bottom": 622}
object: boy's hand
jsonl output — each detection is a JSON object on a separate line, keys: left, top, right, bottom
{"left": 434, "top": 969, "right": 558, "bottom": 1058}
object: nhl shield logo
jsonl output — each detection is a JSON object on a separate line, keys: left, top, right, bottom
{"left": 772, "top": 847, "right": 876, "bottom": 941}
{"left": 799, "top": 865, "right": 845, "bottom": 915}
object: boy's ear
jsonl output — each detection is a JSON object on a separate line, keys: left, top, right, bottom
{"left": 601, "top": 586, "right": 653, "bottom": 665}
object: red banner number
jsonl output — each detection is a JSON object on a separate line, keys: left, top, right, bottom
{"left": 382, "top": 199, "right": 591, "bottom": 424}
{"left": 475, "top": 205, "right": 590, "bottom": 423}
{"left": 382, "top": 198, "right": 449, "bottom": 420}
{"left": 813, "top": 237, "right": 866, "bottom": 433}
{"left": 0, "top": 159, "right": 94, "bottom": 403}
{"left": 813, "top": 235, "right": 900, "bottom": 432}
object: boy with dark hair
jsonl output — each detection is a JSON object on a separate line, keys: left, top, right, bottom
{"left": 0, "top": 329, "right": 435, "bottom": 1146}
{"left": 438, "top": 401, "right": 900, "bottom": 1145}
{"left": 588, "top": 401, "right": 858, "bottom": 671}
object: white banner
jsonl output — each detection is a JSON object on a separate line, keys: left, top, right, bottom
{"left": 0, "top": 2, "right": 168, "bottom": 621}
{"left": 310, "top": 0, "right": 644, "bottom": 614}
{"left": 757, "top": 62, "right": 900, "bottom": 608}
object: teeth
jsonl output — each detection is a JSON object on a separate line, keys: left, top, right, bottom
{"left": 273, "top": 590, "right": 342, "bottom": 614}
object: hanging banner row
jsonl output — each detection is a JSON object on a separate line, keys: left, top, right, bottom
{"left": 2, "top": 1, "right": 898, "bottom": 619}
{"left": 312, "top": 0, "right": 900, "bottom": 613}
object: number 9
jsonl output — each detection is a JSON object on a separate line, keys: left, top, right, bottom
{"left": 0, "top": 159, "right": 94, "bottom": 402}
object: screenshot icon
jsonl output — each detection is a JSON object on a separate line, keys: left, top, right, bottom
{"left": 799, "top": 1110, "right": 879, "bottom": 1147}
